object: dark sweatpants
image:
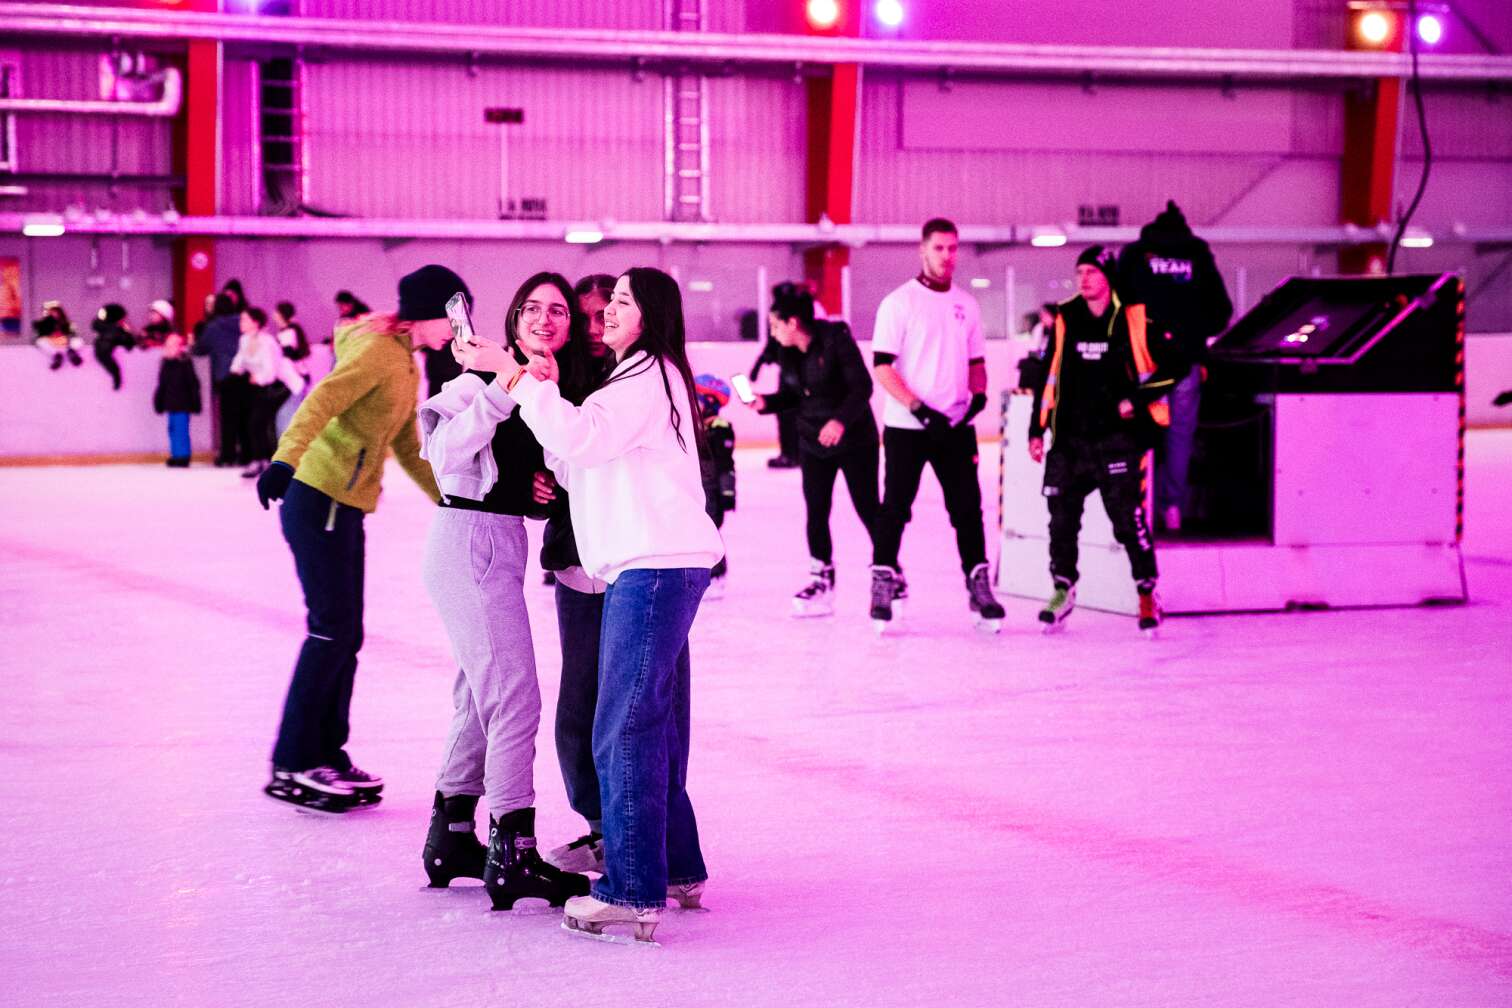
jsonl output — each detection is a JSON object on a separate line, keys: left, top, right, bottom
{"left": 1043, "top": 432, "right": 1157, "bottom": 587}
{"left": 272, "top": 480, "right": 366, "bottom": 773}
{"left": 872, "top": 424, "right": 987, "bottom": 576}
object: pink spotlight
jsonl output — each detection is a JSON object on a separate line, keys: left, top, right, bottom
{"left": 875, "top": 0, "right": 905, "bottom": 29}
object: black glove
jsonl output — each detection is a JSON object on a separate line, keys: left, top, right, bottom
{"left": 911, "top": 402, "right": 951, "bottom": 433}
{"left": 256, "top": 461, "right": 294, "bottom": 510}
{"left": 959, "top": 392, "right": 987, "bottom": 426}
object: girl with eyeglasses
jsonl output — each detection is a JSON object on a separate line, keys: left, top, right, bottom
{"left": 466, "top": 267, "right": 722, "bottom": 945}
{"left": 416, "top": 271, "right": 599, "bottom": 911}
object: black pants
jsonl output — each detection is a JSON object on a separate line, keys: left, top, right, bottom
{"left": 1043, "top": 432, "right": 1157, "bottom": 586}
{"left": 214, "top": 375, "right": 250, "bottom": 464}
{"left": 93, "top": 342, "right": 122, "bottom": 390}
{"left": 272, "top": 480, "right": 366, "bottom": 772}
{"left": 800, "top": 439, "right": 879, "bottom": 564}
{"left": 872, "top": 425, "right": 987, "bottom": 575}
{"left": 554, "top": 581, "right": 604, "bottom": 832}
{"left": 246, "top": 381, "right": 292, "bottom": 463}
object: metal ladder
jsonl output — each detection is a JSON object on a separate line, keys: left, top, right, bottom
{"left": 663, "top": 0, "right": 709, "bottom": 222}
{"left": 258, "top": 1, "right": 305, "bottom": 213}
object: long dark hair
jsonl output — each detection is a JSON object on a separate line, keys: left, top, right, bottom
{"left": 503, "top": 271, "right": 597, "bottom": 405}
{"left": 605, "top": 267, "right": 704, "bottom": 454}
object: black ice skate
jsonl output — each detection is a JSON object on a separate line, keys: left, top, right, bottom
{"left": 263, "top": 766, "right": 359, "bottom": 815}
{"left": 1137, "top": 583, "right": 1162, "bottom": 639}
{"left": 1038, "top": 580, "right": 1077, "bottom": 633}
{"left": 484, "top": 808, "right": 591, "bottom": 912}
{"left": 337, "top": 764, "right": 384, "bottom": 807}
{"left": 869, "top": 565, "right": 900, "bottom": 635}
{"left": 791, "top": 560, "right": 836, "bottom": 619}
{"left": 965, "top": 562, "right": 1005, "bottom": 633}
{"left": 423, "top": 791, "right": 488, "bottom": 888}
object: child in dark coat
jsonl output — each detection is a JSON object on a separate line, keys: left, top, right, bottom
{"left": 695, "top": 374, "right": 737, "bottom": 598}
{"left": 154, "top": 332, "right": 202, "bottom": 467}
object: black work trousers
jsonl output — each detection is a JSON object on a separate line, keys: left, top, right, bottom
{"left": 1043, "top": 432, "right": 1157, "bottom": 586}
{"left": 872, "top": 425, "right": 987, "bottom": 576}
{"left": 800, "top": 439, "right": 880, "bottom": 565}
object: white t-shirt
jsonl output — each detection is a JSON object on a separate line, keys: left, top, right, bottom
{"left": 872, "top": 279, "right": 986, "bottom": 429}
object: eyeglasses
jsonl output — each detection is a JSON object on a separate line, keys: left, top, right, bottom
{"left": 519, "top": 302, "right": 570, "bottom": 323}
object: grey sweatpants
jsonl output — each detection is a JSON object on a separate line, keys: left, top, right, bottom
{"left": 422, "top": 507, "right": 540, "bottom": 819}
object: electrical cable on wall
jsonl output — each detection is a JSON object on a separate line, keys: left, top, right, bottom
{"left": 1388, "top": 0, "right": 1434, "bottom": 274}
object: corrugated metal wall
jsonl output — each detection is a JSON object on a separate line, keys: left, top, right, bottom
{"left": 9, "top": 45, "right": 172, "bottom": 213}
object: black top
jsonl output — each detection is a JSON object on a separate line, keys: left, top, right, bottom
{"left": 154, "top": 357, "right": 203, "bottom": 415}
{"left": 1117, "top": 228, "right": 1232, "bottom": 364}
{"left": 757, "top": 320, "right": 877, "bottom": 459}
{"left": 439, "top": 385, "right": 550, "bottom": 518}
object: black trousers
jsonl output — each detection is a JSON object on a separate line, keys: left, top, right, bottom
{"left": 246, "top": 381, "right": 292, "bottom": 463}
{"left": 872, "top": 425, "right": 987, "bottom": 575}
{"left": 93, "top": 342, "right": 122, "bottom": 390}
{"left": 800, "top": 439, "right": 879, "bottom": 564}
{"left": 272, "top": 480, "right": 365, "bottom": 772}
{"left": 1043, "top": 432, "right": 1157, "bottom": 586}
{"left": 214, "top": 375, "right": 250, "bottom": 464}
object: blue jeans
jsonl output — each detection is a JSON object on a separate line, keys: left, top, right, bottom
{"left": 272, "top": 480, "right": 365, "bottom": 773}
{"left": 592, "top": 568, "right": 709, "bottom": 909}
{"left": 167, "top": 412, "right": 191, "bottom": 461}
{"left": 554, "top": 581, "right": 604, "bottom": 833}
{"left": 1157, "top": 367, "right": 1201, "bottom": 514}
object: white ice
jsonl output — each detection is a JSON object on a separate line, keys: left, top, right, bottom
{"left": 3, "top": 433, "right": 1510, "bottom": 1007}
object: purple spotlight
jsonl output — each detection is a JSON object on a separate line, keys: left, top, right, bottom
{"left": 875, "top": 0, "right": 905, "bottom": 29}
{"left": 1417, "top": 14, "right": 1445, "bottom": 45}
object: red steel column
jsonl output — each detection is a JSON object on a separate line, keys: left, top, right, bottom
{"left": 1339, "top": 17, "right": 1404, "bottom": 275}
{"left": 802, "top": 6, "right": 861, "bottom": 317}
{"left": 170, "top": 0, "right": 220, "bottom": 334}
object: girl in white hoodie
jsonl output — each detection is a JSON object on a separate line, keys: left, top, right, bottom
{"left": 456, "top": 267, "right": 721, "bottom": 944}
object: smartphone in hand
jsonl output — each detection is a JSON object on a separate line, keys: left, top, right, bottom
{"left": 730, "top": 373, "right": 756, "bottom": 404}
{"left": 445, "top": 292, "right": 476, "bottom": 346}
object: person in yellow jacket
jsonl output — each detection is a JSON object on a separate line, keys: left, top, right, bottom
{"left": 254, "top": 264, "right": 460, "bottom": 813}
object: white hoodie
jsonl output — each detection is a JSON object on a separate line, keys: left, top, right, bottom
{"left": 511, "top": 352, "right": 723, "bottom": 584}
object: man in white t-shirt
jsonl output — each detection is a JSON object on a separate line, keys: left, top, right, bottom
{"left": 869, "top": 218, "right": 1004, "bottom": 634}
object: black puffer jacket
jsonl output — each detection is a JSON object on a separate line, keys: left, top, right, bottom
{"left": 1116, "top": 201, "right": 1233, "bottom": 366}
{"left": 154, "top": 356, "right": 203, "bottom": 414}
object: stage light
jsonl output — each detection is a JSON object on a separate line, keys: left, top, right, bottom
{"left": 1029, "top": 228, "right": 1067, "bottom": 248}
{"left": 22, "top": 216, "right": 65, "bottom": 237}
{"left": 875, "top": 0, "right": 905, "bottom": 29}
{"left": 1416, "top": 14, "right": 1444, "bottom": 45}
{"left": 564, "top": 229, "right": 604, "bottom": 245}
{"left": 1356, "top": 9, "right": 1395, "bottom": 47}
{"left": 1401, "top": 229, "right": 1434, "bottom": 249}
{"left": 806, "top": 0, "right": 841, "bottom": 31}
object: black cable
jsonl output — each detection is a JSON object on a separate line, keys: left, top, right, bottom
{"left": 1387, "top": 0, "right": 1433, "bottom": 274}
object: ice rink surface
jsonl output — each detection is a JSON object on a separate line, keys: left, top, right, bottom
{"left": 3, "top": 433, "right": 1510, "bottom": 1008}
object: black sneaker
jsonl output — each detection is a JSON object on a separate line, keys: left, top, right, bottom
{"left": 338, "top": 765, "right": 384, "bottom": 806}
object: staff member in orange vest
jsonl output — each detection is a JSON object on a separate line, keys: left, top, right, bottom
{"left": 1028, "top": 246, "right": 1180, "bottom": 636}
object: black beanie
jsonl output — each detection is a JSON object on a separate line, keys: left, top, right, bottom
{"left": 1075, "top": 245, "right": 1117, "bottom": 280}
{"left": 397, "top": 264, "right": 470, "bottom": 322}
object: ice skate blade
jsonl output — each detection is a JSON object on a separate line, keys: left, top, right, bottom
{"left": 972, "top": 617, "right": 1002, "bottom": 634}
{"left": 1141, "top": 626, "right": 1160, "bottom": 640}
{"left": 263, "top": 790, "right": 353, "bottom": 816}
{"left": 495, "top": 899, "right": 561, "bottom": 916}
{"left": 561, "top": 918, "right": 661, "bottom": 947}
{"left": 790, "top": 604, "right": 834, "bottom": 619}
{"left": 871, "top": 618, "right": 891, "bottom": 636}
{"left": 1040, "top": 620, "right": 1068, "bottom": 635}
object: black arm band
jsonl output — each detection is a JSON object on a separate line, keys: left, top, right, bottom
{"left": 968, "top": 357, "right": 986, "bottom": 366}
{"left": 873, "top": 351, "right": 897, "bottom": 366}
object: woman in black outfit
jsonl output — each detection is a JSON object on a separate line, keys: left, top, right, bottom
{"left": 754, "top": 282, "right": 880, "bottom": 617}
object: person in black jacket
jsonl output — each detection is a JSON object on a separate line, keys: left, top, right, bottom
{"left": 194, "top": 293, "right": 250, "bottom": 466}
{"left": 1117, "top": 200, "right": 1233, "bottom": 533}
{"left": 153, "top": 331, "right": 202, "bottom": 467}
{"left": 1029, "top": 246, "right": 1182, "bottom": 635}
{"left": 754, "top": 282, "right": 880, "bottom": 617}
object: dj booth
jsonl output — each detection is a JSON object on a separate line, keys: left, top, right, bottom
{"left": 995, "top": 273, "right": 1468, "bottom": 615}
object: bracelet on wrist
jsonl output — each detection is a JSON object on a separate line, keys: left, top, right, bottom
{"left": 505, "top": 368, "right": 526, "bottom": 393}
